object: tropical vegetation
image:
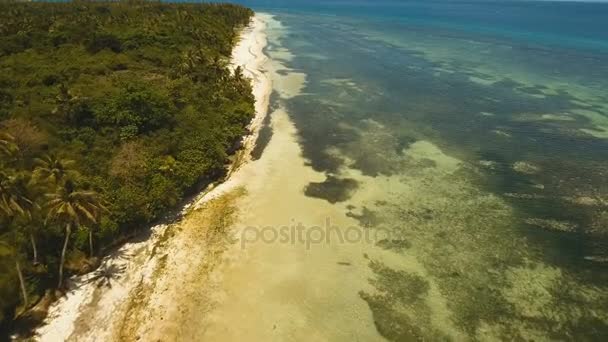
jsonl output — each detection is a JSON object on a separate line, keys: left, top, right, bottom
{"left": 0, "top": 0, "right": 254, "bottom": 332}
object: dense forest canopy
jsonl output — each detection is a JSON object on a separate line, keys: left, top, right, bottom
{"left": 0, "top": 0, "right": 254, "bottom": 329}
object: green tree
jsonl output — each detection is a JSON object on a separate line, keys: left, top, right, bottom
{"left": 95, "top": 82, "right": 175, "bottom": 139}
{"left": 2, "top": 130, "right": 44, "bottom": 265}
{"left": 0, "top": 133, "right": 17, "bottom": 165}
{"left": 45, "top": 180, "right": 104, "bottom": 288}
{"left": 0, "top": 170, "right": 34, "bottom": 309}
{"left": 0, "top": 1, "right": 255, "bottom": 326}
{"left": 8, "top": 172, "right": 40, "bottom": 265}
{"left": 0, "top": 133, "right": 14, "bottom": 156}
{"left": 0, "top": 238, "right": 24, "bottom": 312}
{"left": 33, "top": 154, "right": 77, "bottom": 186}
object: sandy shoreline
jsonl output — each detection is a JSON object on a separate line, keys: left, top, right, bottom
{"left": 32, "top": 14, "right": 271, "bottom": 341}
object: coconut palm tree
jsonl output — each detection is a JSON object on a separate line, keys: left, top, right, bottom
{"left": 0, "top": 132, "right": 13, "bottom": 154}
{"left": 4, "top": 171, "right": 42, "bottom": 265}
{"left": 1, "top": 136, "right": 42, "bottom": 264}
{"left": 33, "top": 154, "right": 78, "bottom": 186}
{"left": 179, "top": 48, "right": 206, "bottom": 76}
{"left": 0, "top": 133, "right": 18, "bottom": 165}
{"left": 0, "top": 237, "right": 29, "bottom": 309}
{"left": 35, "top": 155, "right": 106, "bottom": 259}
{"left": 80, "top": 220, "right": 108, "bottom": 259}
{"left": 0, "top": 170, "right": 35, "bottom": 308}
{"left": 0, "top": 170, "right": 33, "bottom": 221}
{"left": 45, "top": 180, "right": 104, "bottom": 288}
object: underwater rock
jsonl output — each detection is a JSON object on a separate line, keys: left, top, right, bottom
{"left": 359, "top": 261, "right": 448, "bottom": 341}
{"left": 512, "top": 161, "right": 541, "bottom": 174}
{"left": 504, "top": 193, "right": 545, "bottom": 200}
{"left": 524, "top": 218, "right": 577, "bottom": 233}
{"left": 492, "top": 130, "right": 512, "bottom": 138}
{"left": 479, "top": 160, "right": 498, "bottom": 169}
{"left": 590, "top": 211, "right": 608, "bottom": 236}
{"left": 304, "top": 176, "right": 358, "bottom": 203}
{"left": 584, "top": 256, "right": 608, "bottom": 263}
{"left": 346, "top": 206, "right": 382, "bottom": 227}
{"left": 376, "top": 239, "right": 412, "bottom": 251}
{"left": 345, "top": 119, "right": 411, "bottom": 176}
{"left": 540, "top": 113, "right": 575, "bottom": 121}
{"left": 563, "top": 196, "right": 606, "bottom": 206}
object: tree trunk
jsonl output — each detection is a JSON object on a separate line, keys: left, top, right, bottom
{"left": 58, "top": 223, "right": 71, "bottom": 289}
{"left": 15, "top": 260, "right": 29, "bottom": 308}
{"left": 88, "top": 229, "right": 94, "bottom": 258}
{"left": 30, "top": 233, "right": 38, "bottom": 265}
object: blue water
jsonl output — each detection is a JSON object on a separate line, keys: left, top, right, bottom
{"left": 229, "top": 0, "right": 608, "bottom": 50}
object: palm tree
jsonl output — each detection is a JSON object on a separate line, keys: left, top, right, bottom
{"left": 82, "top": 224, "right": 101, "bottom": 259}
{"left": 27, "top": 219, "right": 39, "bottom": 265}
{"left": 45, "top": 180, "right": 104, "bottom": 288}
{"left": 0, "top": 132, "right": 15, "bottom": 156}
{"left": 0, "top": 170, "right": 33, "bottom": 221}
{"left": 84, "top": 199, "right": 109, "bottom": 258}
{"left": 5, "top": 172, "right": 42, "bottom": 265}
{"left": 179, "top": 48, "right": 205, "bottom": 76}
{"left": 2, "top": 137, "right": 42, "bottom": 264}
{"left": 0, "top": 170, "right": 35, "bottom": 308}
{"left": 33, "top": 154, "right": 78, "bottom": 186}
{"left": 54, "top": 83, "right": 73, "bottom": 112}
{"left": 0, "top": 133, "right": 18, "bottom": 167}
{"left": 35, "top": 155, "right": 106, "bottom": 259}
{"left": 0, "top": 238, "right": 29, "bottom": 309}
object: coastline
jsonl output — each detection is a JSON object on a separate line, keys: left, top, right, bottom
{"left": 10, "top": 2, "right": 608, "bottom": 340}
{"left": 32, "top": 14, "right": 271, "bottom": 341}
{"left": 142, "top": 12, "right": 388, "bottom": 339}
{"left": 227, "top": 15, "right": 270, "bottom": 174}
{"left": 190, "top": 14, "right": 271, "bottom": 209}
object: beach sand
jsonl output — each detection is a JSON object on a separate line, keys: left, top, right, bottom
{"left": 151, "top": 13, "right": 388, "bottom": 341}
{"left": 33, "top": 14, "right": 271, "bottom": 341}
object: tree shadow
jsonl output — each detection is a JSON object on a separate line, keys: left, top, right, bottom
{"left": 83, "top": 263, "right": 127, "bottom": 289}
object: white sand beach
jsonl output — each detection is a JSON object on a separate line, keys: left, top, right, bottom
{"left": 33, "top": 14, "right": 272, "bottom": 341}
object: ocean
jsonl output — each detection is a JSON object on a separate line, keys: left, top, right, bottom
{"left": 193, "top": 0, "right": 608, "bottom": 339}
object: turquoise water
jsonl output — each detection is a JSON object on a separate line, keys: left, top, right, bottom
{"left": 232, "top": 1, "right": 608, "bottom": 339}
{"left": 235, "top": 0, "right": 608, "bottom": 50}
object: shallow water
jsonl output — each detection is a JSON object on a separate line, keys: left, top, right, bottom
{"left": 194, "top": 2, "right": 608, "bottom": 340}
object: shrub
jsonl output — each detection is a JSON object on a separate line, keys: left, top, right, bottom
{"left": 86, "top": 33, "right": 122, "bottom": 54}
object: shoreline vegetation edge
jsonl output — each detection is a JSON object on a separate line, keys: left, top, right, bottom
{"left": 29, "top": 14, "right": 271, "bottom": 341}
